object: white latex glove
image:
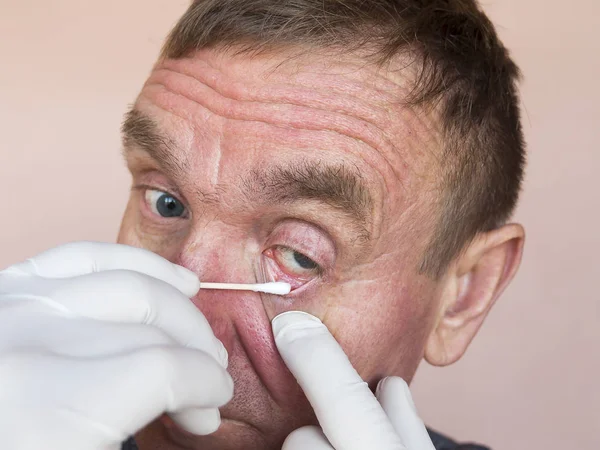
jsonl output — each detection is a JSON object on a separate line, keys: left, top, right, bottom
{"left": 272, "top": 311, "right": 436, "bottom": 450}
{"left": 0, "top": 242, "right": 233, "bottom": 450}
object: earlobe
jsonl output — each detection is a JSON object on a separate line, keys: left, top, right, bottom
{"left": 424, "top": 224, "right": 525, "bottom": 366}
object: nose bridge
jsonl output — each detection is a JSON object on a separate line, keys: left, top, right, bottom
{"left": 172, "top": 220, "right": 261, "bottom": 349}
{"left": 174, "top": 219, "right": 256, "bottom": 283}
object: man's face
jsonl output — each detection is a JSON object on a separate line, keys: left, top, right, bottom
{"left": 118, "top": 48, "right": 444, "bottom": 449}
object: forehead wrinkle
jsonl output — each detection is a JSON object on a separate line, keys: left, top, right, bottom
{"left": 147, "top": 67, "right": 391, "bottom": 139}
{"left": 156, "top": 55, "right": 424, "bottom": 167}
{"left": 157, "top": 50, "right": 438, "bottom": 174}
{"left": 153, "top": 51, "right": 440, "bottom": 178}
{"left": 180, "top": 48, "right": 411, "bottom": 100}
{"left": 159, "top": 56, "right": 406, "bottom": 129}
{"left": 144, "top": 71, "right": 413, "bottom": 194}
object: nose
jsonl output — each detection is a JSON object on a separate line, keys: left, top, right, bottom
{"left": 171, "top": 222, "right": 264, "bottom": 348}
{"left": 174, "top": 220, "right": 259, "bottom": 281}
{"left": 168, "top": 221, "right": 303, "bottom": 411}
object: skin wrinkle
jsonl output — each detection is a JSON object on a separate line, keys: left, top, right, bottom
{"left": 125, "top": 84, "right": 393, "bottom": 242}
{"left": 138, "top": 64, "right": 436, "bottom": 227}
{"left": 145, "top": 73, "right": 397, "bottom": 173}
{"left": 148, "top": 56, "right": 436, "bottom": 192}
{"left": 123, "top": 113, "right": 373, "bottom": 238}
{"left": 152, "top": 62, "right": 408, "bottom": 199}
{"left": 137, "top": 78, "right": 437, "bottom": 243}
{"left": 158, "top": 51, "right": 441, "bottom": 187}
{"left": 142, "top": 78, "right": 397, "bottom": 229}
{"left": 160, "top": 56, "right": 397, "bottom": 127}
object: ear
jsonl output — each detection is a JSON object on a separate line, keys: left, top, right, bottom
{"left": 424, "top": 223, "right": 525, "bottom": 366}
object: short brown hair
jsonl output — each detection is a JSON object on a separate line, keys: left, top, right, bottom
{"left": 161, "top": 0, "right": 525, "bottom": 277}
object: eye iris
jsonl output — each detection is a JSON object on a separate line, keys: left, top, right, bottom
{"left": 293, "top": 251, "right": 318, "bottom": 270}
{"left": 156, "top": 194, "right": 184, "bottom": 217}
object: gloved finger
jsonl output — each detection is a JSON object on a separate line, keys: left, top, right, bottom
{"left": 48, "top": 270, "right": 228, "bottom": 368}
{"left": 3, "top": 241, "right": 200, "bottom": 297}
{"left": 272, "top": 311, "right": 405, "bottom": 450}
{"left": 282, "top": 426, "right": 335, "bottom": 450}
{"left": 23, "top": 319, "right": 180, "bottom": 357}
{"left": 2, "top": 346, "right": 234, "bottom": 438}
{"left": 95, "top": 346, "right": 233, "bottom": 436}
{"left": 38, "top": 319, "right": 225, "bottom": 436}
{"left": 376, "top": 377, "right": 436, "bottom": 450}
{"left": 169, "top": 408, "right": 222, "bottom": 435}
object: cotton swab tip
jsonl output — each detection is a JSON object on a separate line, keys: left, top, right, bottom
{"left": 253, "top": 282, "right": 292, "bottom": 295}
{"left": 198, "top": 281, "right": 291, "bottom": 296}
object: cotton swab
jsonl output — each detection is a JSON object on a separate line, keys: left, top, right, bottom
{"left": 199, "top": 281, "right": 291, "bottom": 296}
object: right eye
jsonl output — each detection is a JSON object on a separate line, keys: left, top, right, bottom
{"left": 144, "top": 189, "right": 187, "bottom": 218}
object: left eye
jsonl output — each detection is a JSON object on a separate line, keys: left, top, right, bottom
{"left": 145, "top": 189, "right": 186, "bottom": 218}
{"left": 272, "top": 246, "right": 321, "bottom": 277}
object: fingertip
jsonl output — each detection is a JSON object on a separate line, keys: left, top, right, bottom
{"left": 283, "top": 426, "right": 333, "bottom": 450}
{"left": 374, "top": 376, "right": 390, "bottom": 398}
{"left": 213, "top": 338, "right": 229, "bottom": 369}
{"left": 170, "top": 408, "right": 221, "bottom": 435}
{"left": 376, "top": 376, "right": 416, "bottom": 415}
{"left": 271, "top": 311, "right": 322, "bottom": 339}
{"left": 174, "top": 265, "right": 201, "bottom": 295}
{"left": 376, "top": 376, "right": 434, "bottom": 449}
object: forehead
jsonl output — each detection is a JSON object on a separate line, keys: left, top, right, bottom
{"left": 134, "top": 47, "right": 441, "bottom": 232}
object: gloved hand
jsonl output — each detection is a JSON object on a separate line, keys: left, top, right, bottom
{"left": 272, "top": 311, "right": 435, "bottom": 450}
{"left": 0, "top": 242, "right": 233, "bottom": 450}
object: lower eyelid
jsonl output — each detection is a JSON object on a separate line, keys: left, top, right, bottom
{"left": 262, "top": 249, "right": 320, "bottom": 291}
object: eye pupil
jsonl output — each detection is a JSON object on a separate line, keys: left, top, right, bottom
{"left": 293, "top": 251, "right": 318, "bottom": 270}
{"left": 157, "top": 194, "right": 184, "bottom": 217}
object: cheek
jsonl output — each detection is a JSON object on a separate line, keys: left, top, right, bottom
{"left": 319, "top": 278, "right": 438, "bottom": 384}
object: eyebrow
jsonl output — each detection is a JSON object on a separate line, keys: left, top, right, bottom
{"left": 121, "top": 108, "right": 188, "bottom": 181}
{"left": 242, "top": 161, "right": 373, "bottom": 239}
{"left": 122, "top": 108, "right": 373, "bottom": 239}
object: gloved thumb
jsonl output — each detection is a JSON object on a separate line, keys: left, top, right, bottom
{"left": 376, "top": 377, "right": 436, "bottom": 450}
{"left": 272, "top": 311, "right": 404, "bottom": 450}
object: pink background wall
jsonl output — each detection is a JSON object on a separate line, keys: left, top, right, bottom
{"left": 1, "top": 1, "right": 598, "bottom": 448}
